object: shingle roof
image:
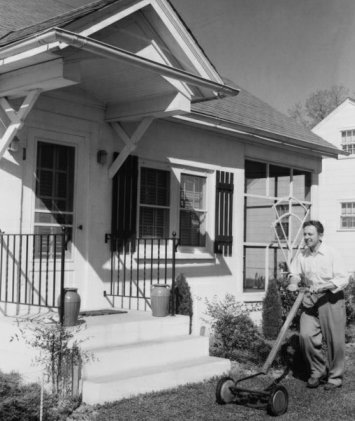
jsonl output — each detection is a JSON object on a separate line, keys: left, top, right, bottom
{"left": 192, "top": 85, "right": 339, "bottom": 152}
{"left": 0, "top": 0, "right": 342, "bottom": 155}
{"left": 0, "top": 0, "right": 117, "bottom": 46}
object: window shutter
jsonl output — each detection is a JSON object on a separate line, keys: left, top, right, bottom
{"left": 111, "top": 155, "right": 138, "bottom": 251}
{"left": 214, "top": 170, "right": 234, "bottom": 256}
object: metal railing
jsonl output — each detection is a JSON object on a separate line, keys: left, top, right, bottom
{"left": 104, "top": 234, "right": 179, "bottom": 314}
{"left": 0, "top": 231, "right": 66, "bottom": 320}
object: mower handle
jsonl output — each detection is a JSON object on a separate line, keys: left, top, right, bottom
{"left": 261, "top": 288, "right": 306, "bottom": 374}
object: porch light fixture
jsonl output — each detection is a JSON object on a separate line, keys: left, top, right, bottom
{"left": 8, "top": 136, "right": 20, "bottom": 153}
{"left": 97, "top": 149, "right": 108, "bottom": 165}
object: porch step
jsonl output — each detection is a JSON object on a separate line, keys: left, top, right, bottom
{"left": 82, "top": 355, "right": 230, "bottom": 404}
{"left": 78, "top": 312, "right": 190, "bottom": 349}
{"left": 82, "top": 335, "right": 208, "bottom": 378}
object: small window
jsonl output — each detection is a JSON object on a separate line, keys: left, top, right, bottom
{"left": 139, "top": 167, "right": 170, "bottom": 238}
{"left": 179, "top": 174, "right": 207, "bottom": 247}
{"left": 341, "top": 130, "right": 355, "bottom": 154}
{"left": 341, "top": 202, "right": 355, "bottom": 229}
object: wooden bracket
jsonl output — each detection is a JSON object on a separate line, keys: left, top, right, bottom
{"left": 108, "top": 118, "right": 153, "bottom": 178}
{"left": 0, "top": 90, "right": 40, "bottom": 159}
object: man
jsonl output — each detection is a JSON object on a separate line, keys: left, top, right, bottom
{"left": 288, "top": 220, "right": 349, "bottom": 390}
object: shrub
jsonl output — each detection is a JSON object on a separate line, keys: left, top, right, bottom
{"left": 345, "top": 274, "right": 355, "bottom": 326}
{"left": 204, "top": 294, "right": 270, "bottom": 365}
{"left": 262, "top": 279, "right": 283, "bottom": 339}
{"left": 203, "top": 293, "right": 248, "bottom": 328}
{"left": 211, "top": 313, "right": 271, "bottom": 364}
{"left": 0, "top": 370, "right": 69, "bottom": 421}
{"left": 174, "top": 273, "right": 193, "bottom": 330}
{"left": 277, "top": 276, "right": 301, "bottom": 331}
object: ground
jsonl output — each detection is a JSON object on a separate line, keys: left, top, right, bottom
{"left": 69, "top": 342, "right": 355, "bottom": 420}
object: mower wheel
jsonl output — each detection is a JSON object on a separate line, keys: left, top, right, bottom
{"left": 267, "top": 385, "right": 288, "bottom": 416}
{"left": 215, "top": 376, "right": 235, "bottom": 405}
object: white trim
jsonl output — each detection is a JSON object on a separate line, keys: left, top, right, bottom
{"left": 167, "top": 157, "right": 232, "bottom": 172}
{"left": 152, "top": 0, "right": 223, "bottom": 82}
{"left": 79, "top": 0, "right": 151, "bottom": 38}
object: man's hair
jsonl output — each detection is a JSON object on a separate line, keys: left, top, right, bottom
{"left": 303, "top": 220, "right": 324, "bottom": 234}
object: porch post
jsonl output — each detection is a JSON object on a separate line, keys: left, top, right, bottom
{"left": 59, "top": 231, "right": 66, "bottom": 325}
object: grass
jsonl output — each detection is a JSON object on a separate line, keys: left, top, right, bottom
{"left": 70, "top": 342, "right": 355, "bottom": 421}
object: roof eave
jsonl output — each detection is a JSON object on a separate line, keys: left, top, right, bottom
{"left": 0, "top": 27, "right": 239, "bottom": 99}
{"left": 175, "top": 111, "right": 345, "bottom": 159}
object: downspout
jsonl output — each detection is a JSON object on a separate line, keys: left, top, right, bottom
{"left": 0, "top": 28, "right": 239, "bottom": 99}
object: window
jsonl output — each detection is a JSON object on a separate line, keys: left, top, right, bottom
{"left": 138, "top": 166, "right": 209, "bottom": 248}
{"left": 139, "top": 167, "right": 170, "bottom": 238}
{"left": 35, "top": 142, "right": 75, "bottom": 257}
{"left": 244, "top": 160, "right": 311, "bottom": 291}
{"left": 341, "top": 202, "right": 355, "bottom": 229}
{"left": 341, "top": 130, "right": 355, "bottom": 154}
{"left": 179, "top": 174, "right": 206, "bottom": 247}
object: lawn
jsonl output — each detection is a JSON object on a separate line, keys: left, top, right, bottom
{"left": 69, "top": 342, "right": 355, "bottom": 420}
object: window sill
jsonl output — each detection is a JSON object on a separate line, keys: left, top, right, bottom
{"left": 336, "top": 229, "right": 355, "bottom": 232}
{"left": 175, "top": 250, "right": 215, "bottom": 261}
{"left": 132, "top": 249, "right": 215, "bottom": 261}
{"left": 242, "top": 291, "right": 265, "bottom": 302}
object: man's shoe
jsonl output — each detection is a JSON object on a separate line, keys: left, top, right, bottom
{"left": 324, "top": 382, "right": 342, "bottom": 391}
{"left": 307, "top": 373, "right": 327, "bottom": 389}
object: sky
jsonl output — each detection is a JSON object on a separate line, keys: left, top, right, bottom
{"left": 170, "top": 0, "right": 355, "bottom": 114}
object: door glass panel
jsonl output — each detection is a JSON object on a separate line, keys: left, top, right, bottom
{"left": 35, "top": 141, "right": 75, "bottom": 257}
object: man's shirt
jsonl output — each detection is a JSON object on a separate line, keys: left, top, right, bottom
{"left": 291, "top": 242, "right": 349, "bottom": 293}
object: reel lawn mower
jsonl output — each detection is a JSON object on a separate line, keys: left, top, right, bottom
{"left": 215, "top": 288, "right": 306, "bottom": 416}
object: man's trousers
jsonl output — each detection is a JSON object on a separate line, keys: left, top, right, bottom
{"left": 299, "top": 291, "right": 346, "bottom": 386}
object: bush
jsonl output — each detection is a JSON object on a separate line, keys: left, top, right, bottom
{"left": 277, "top": 276, "right": 302, "bottom": 331}
{"left": 13, "top": 317, "right": 92, "bottom": 398}
{"left": 204, "top": 294, "right": 270, "bottom": 365}
{"left": 262, "top": 279, "right": 283, "bottom": 339}
{"left": 0, "top": 370, "right": 78, "bottom": 421}
{"left": 211, "top": 313, "right": 271, "bottom": 364}
{"left": 345, "top": 274, "right": 355, "bottom": 326}
{"left": 174, "top": 273, "right": 193, "bottom": 331}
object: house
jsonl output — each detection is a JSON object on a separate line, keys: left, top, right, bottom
{"left": 0, "top": 0, "right": 343, "bottom": 403}
{"left": 312, "top": 98, "right": 355, "bottom": 274}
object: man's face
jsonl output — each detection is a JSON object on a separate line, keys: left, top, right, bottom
{"left": 303, "top": 225, "right": 322, "bottom": 251}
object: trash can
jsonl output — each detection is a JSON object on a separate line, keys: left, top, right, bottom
{"left": 151, "top": 284, "right": 170, "bottom": 317}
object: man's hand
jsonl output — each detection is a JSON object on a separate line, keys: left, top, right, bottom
{"left": 287, "top": 283, "right": 299, "bottom": 292}
{"left": 287, "top": 274, "right": 301, "bottom": 292}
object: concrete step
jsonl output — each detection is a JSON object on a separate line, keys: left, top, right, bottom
{"left": 82, "top": 335, "right": 208, "bottom": 378}
{"left": 78, "top": 312, "right": 190, "bottom": 349}
{"left": 82, "top": 355, "right": 231, "bottom": 404}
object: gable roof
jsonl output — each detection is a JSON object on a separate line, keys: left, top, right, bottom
{"left": 0, "top": 0, "right": 343, "bottom": 157}
{"left": 312, "top": 97, "right": 355, "bottom": 132}
{"left": 191, "top": 85, "right": 343, "bottom": 155}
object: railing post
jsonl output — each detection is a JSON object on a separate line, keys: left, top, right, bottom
{"left": 171, "top": 232, "right": 178, "bottom": 316}
{"left": 59, "top": 230, "right": 66, "bottom": 325}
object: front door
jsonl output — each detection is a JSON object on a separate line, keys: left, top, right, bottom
{"left": 25, "top": 129, "right": 88, "bottom": 291}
